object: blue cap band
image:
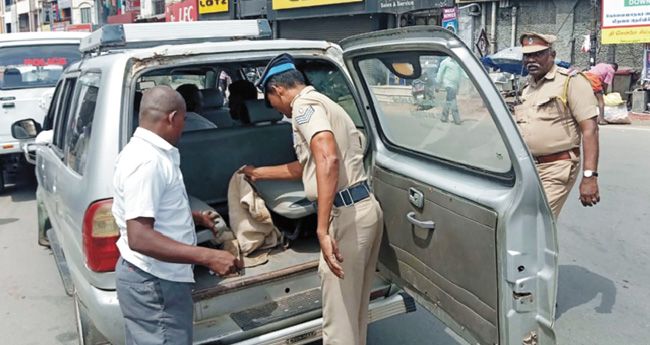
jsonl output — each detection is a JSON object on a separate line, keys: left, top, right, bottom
{"left": 261, "top": 63, "right": 296, "bottom": 91}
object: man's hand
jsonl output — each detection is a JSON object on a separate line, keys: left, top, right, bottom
{"left": 579, "top": 178, "right": 600, "bottom": 207}
{"left": 238, "top": 165, "right": 257, "bottom": 183}
{"left": 204, "top": 249, "right": 241, "bottom": 276}
{"left": 318, "top": 232, "right": 344, "bottom": 279}
{"left": 200, "top": 210, "right": 220, "bottom": 235}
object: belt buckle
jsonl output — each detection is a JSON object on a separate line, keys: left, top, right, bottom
{"left": 339, "top": 189, "right": 353, "bottom": 207}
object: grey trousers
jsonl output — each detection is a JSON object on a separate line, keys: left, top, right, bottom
{"left": 116, "top": 257, "right": 194, "bottom": 345}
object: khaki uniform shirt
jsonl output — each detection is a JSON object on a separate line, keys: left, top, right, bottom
{"left": 514, "top": 65, "right": 597, "bottom": 157}
{"left": 291, "top": 86, "right": 367, "bottom": 201}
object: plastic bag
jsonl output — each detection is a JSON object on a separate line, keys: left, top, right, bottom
{"left": 604, "top": 93, "right": 625, "bottom": 107}
{"left": 604, "top": 104, "right": 631, "bottom": 124}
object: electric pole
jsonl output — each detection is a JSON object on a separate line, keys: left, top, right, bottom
{"left": 590, "top": 0, "right": 598, "bottom": 67}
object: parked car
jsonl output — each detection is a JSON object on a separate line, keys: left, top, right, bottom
{"left": 0, "top": 32, "right": 87, "bottom": 192}
{"left": 13, "top": 20, "right": 559, "bottom": 345}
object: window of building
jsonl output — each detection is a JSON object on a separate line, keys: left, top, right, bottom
{"left": 65, "top": 73, "right": 100, "bottom": 174}
{"left": 80, "top": 7, "right": 91, "bottom": 24}
{"left": 154, "top": 0, "right": 165, "bottom": 15}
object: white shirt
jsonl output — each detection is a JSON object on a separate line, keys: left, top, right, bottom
{"left": 112, "top": 128, "right": 197, "bottom": 283}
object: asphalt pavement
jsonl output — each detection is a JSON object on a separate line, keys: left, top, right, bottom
{"left": 1, "top": 124, "right": 649, "bottom": 344}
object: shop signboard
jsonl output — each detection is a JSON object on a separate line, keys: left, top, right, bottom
{"left": 51, "top": 22, "right": 67, "bottom": 31}
{"left": 57, "top": 0, "right": 71, "bottom": 10}
{"left": 376, "top": 0, "right": 453, "bottom": 13}
{"left": 166, "top": 0, "right": 198, "bottom": 21}
{"left": 442, "top": 6, "right": 457, "bottom": 34}
{"left": 602, "top": 0, "right": 650, "bottom": 44}
{"left": 52, "top": 3, "right": 60, "bottom": 21}
{"left": 198, "top": 0, "right": 228, "bottom": 14}
{"left": 272, "top": 0, "right": 362, "bottom": 10}
{"left": 67, "top": 24, "right": 92, "bottom": 32}
{"left": 125, "top": 0, "right": 141, "bottom": 12}
{"left": 42, "top": 2, "right": 52, "bottom": 24}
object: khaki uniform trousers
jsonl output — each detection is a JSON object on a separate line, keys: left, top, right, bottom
{"left": 320, "top": 195, "right": 383, "bottom": 345}
{"left": 536, "top": 156, "right": 581, "bottom": 218}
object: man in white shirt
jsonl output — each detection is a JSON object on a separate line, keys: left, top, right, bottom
{"left": 112, "top": 85, "right": 239, "bottom": 345}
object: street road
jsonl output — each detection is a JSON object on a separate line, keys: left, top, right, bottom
{"left": 1, "top": 124, "right": 649, "bottom": 344}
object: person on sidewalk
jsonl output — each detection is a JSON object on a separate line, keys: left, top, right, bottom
{"left": 585, "top": 62, "right": 618, "bottom": 125}
{"left": 112, "top": 85, "right": 240, "bottom": 345}
{"left": 514, "top": 32, "right": 601, "bottom": 218}
{"left": 436, "top": 56, "right": 463, "bottom": 125}
{"left": 240, "top": 54, "right": 383, "bottom": 345}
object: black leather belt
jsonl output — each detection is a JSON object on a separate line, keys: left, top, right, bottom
{"left": 333, "top": 181, "right": 370, "bottom": 207}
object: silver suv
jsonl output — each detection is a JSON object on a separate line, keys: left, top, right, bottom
{"left": 13, "top": 20, "right": 559, "bottom": 345}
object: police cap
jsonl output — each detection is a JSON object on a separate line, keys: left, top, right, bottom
{"left": 520, "top": 32, "right": 557, "bottom": 54}
{"left": 256, "top": 53, "right": 297, "bottom": 107}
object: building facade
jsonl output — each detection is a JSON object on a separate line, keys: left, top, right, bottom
{"left": 458, "top": 0, "right": 641, "bottom": 70}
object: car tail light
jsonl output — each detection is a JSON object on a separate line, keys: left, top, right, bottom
{"left": 83, "top": 199, "right": 120, "bottom": 272}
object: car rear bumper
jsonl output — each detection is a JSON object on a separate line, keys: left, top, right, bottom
{"left": 196, "top": 291, "right": 415, "bottom": 345}
{"left": 75, "top": 283, "right": 124, "bottom": 344}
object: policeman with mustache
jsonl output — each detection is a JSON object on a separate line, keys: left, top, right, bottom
{"left": 514, "top": 32, "right": 601, "bottom": 219}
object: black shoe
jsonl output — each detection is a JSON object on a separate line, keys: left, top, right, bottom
{"left": 440, "top": 117, "right": 448, "bottom": 123}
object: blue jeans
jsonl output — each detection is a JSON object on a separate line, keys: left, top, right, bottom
{"left": 116, "top": 257, "right": 193, "bottom": 345}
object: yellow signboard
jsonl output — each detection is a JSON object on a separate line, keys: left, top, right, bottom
{"left": 602, "top": 27, "right": 650, "bottom": 44}
{"left": 272, "top": 0, "right": 362, "bottom": 10}
{"left": 602, "top": 0, "right": 650, "bottom": 44}
{"left": 198, "top": 0, "right": 228, "bottom": 14}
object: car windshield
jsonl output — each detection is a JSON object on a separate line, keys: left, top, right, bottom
{"left": 0, "top": 44, "right": 81, "bottom": 90}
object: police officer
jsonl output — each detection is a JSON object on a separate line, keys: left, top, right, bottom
{"left": 515, "top": 32, "right": 600, "bottom": 218}
{"left": 240, "top": 54, "right": 383, "bottom": 345}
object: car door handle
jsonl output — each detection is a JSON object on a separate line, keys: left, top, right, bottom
{"left": 2, "top": 102, "right": 15, "bottom": 108}
{"left": 407, "top": 212, "right": 435, "bottom": 230}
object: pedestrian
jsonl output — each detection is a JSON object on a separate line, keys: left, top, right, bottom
{"left": 240, "top": 53, "right": 383, "bottom": 345}
{"left": 585, "top": 62, "right": 618, "bottom": 125}
{"left": 436, "top": 56, "right": 463, "bottom": 124}
{"left": 514, "top": 32, "right": 600, "bottom": 218}
{"left": 112, "top": 85, "right": 239, "bottom": 345}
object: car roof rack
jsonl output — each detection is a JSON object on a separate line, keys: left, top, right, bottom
{"left": 79, "top": 19, "right": 271, "bottom": 54}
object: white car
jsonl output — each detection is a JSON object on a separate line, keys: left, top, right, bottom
{"left": 0, "top": 32, "right": 87, "bottom": 192}
{"left": 12, "top": 20, "right": 558, "bottom": 345}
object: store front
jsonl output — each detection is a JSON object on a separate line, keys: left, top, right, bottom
{"left": 234, "top": 0, "right": 453, "bottom": 42}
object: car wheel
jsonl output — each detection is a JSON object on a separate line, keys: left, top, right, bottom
{"left": 74, "top": 291, "right": 109, "bottom": 345}
{"left": 0, "top": 169, "right": 5, "bottom": 194}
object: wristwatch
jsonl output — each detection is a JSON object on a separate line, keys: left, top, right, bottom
{"left": 583, "top": 170, "right": 598, "bottom": 178}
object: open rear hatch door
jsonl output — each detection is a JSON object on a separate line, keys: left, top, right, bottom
{"left": 340, "top": 26, "right": 558, "bottom": 345}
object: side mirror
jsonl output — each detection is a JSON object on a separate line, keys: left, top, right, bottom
{"left": 11, "top": 119, "right": 42, "bottom": 140}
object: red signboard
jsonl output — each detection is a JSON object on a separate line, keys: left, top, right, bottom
{"left": 67, "top": 24, "right": 92, "bottom": 32}
{"left": 165, "top": 0, "right": 198, "bottom": 22}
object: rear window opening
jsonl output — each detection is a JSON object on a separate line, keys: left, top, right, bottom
{"left": 129, "top": 57, "right": 364, "bottom": 297}
{"left": 0, "top": 44, "right": 81, "bottom": 90}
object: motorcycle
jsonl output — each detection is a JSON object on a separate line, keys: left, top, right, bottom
{"left": 411, "top": 78, "right": 435, "bottom": 110}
